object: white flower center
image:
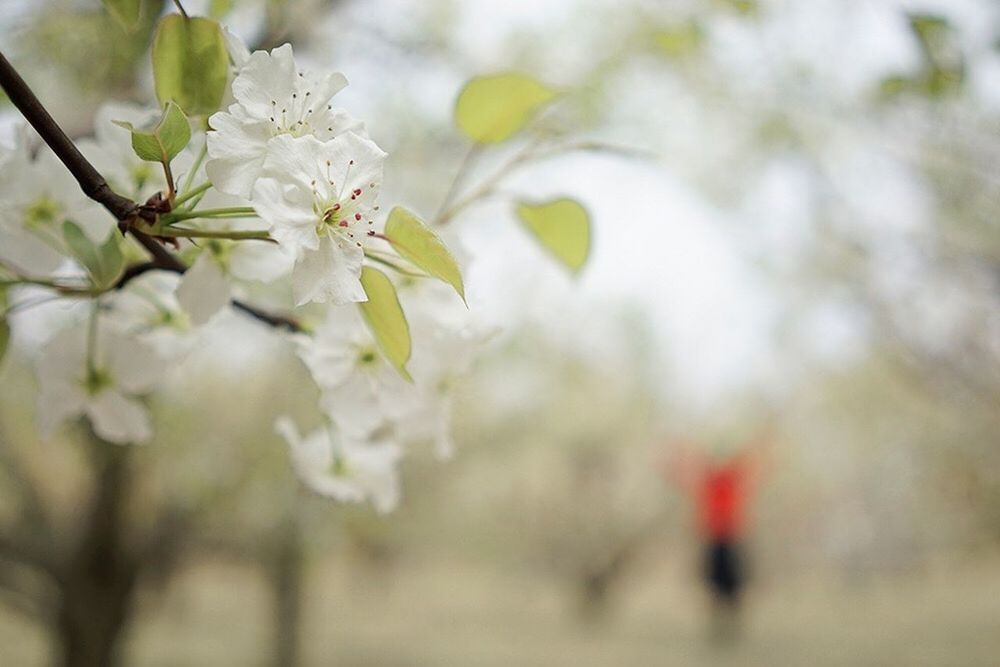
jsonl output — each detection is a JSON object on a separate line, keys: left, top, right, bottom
{"left": 267, "top": 77, "right": 328, "bottom": 138}
{"left": 309, "top": 159, "right": 377, "bottom": 250}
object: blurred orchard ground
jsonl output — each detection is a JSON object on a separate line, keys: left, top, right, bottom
{"left": 1, "top": 0, "right": 999, "bottom": 665}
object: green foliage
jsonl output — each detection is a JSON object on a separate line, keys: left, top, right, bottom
{"left": 717, "top": 0, "right": 758, "bottom": 15}
{"left": 102, "top": 0, "right": 142, "bottom": 30}
{"left": 152, "top": 14, "right": 229, "bottom": 116}
{"left": 881, "top": 13, "right": 964, "bottom": 99}
{"left": 455, "top": 73, "right": 556, "bottom": 143}
{"left": 63, "top": 223, "right": 125, "bottom": 289}
{"left": 515, "top": 198, "right": 591, "bottom": 274}
{"left": 651, "top": 21, "right": 703, "bottom": 59}
{"left": 114, "top": 101, "right": 191, "bottom": 165}
{"left": 359, "top": 267, "right": 412, "bottom": 381}
{"left": 384, "top": 207, "right": 465, "bottom": 302}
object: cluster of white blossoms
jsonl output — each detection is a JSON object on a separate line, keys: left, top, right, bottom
{"left": 0, "top": 32, "right": 480, "bottom": 514}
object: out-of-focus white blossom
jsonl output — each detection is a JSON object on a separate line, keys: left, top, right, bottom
{"left": 296, "top": 307, "right": 416, "bottom": 437}
{"left": 36, "top": 322, "right": 166, "bottom": 444}
{"left": 275, "top": 416, "right": 401, "bottom": 513}
{"left": 106, "top": 270, "right": 195, "bottom": 357}
{"left": 0, "top": 126, "right": 114, "bottom": 276}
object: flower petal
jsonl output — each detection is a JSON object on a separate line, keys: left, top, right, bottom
{"left": 176, "top": 253, "right": 231, "bottom": 326}
{"left": 87, "top": 390, "right": 153, "bottom": 444}
{"left": 292, "top": 235, "right": 365, "bottom": 306}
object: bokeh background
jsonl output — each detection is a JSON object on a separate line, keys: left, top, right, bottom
{"left": 1, "top": 0, "right": 999, "bottom": 665}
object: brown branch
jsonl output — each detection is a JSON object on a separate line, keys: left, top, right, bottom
{"left": 0, "top": 52, "right": 137, "bottom": 222}
{"left": 0, "top": 49, "right": 303, "bottom": 333}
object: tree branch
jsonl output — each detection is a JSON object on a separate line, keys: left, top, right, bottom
{"left": 0, "top": 50, "right": 303, "bottom": 333}
{"left": 0, "top": 51, "right": 137, "bottom": 222}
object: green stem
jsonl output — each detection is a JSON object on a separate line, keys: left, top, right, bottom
{"left": 434, "top": 141, "right": 540, "bottom": 226}
{"left": 433, "top": 144, "right": 481, "bottom": 223}
{"left": 157, "top": 227, "right": 274, "bottom": 241}
{"left": 163, "top": 206, "right": 256, "bottom": 224}
{"left": 173, "top": 180, "right": 211, "bottom": 208}
{"left": 180, "top": 141, "right": 208, "bottom": 194}
{"left": 363, "top": 250, "right": 429, "bottom": 278}
{"left": 162, "top": 160, "right": 176, "bottom": 201}
{"left": 86, "top": 298, "right": 100, "bottom": 375}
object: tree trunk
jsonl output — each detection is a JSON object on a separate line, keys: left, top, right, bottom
{"left": 53, "top": 442, "right": 137, "bottom": 667}
{"left": 270, "top": 517, "right": 304, "bottom": 667}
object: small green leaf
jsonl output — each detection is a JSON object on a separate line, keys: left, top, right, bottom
{"left": 515, "top": 198, "right": 591, "bottom": 274}
{"left": 152, "top": 14, "right": 229, "bottom": 116}
{"left": 102, "top": 0, "right": 141, "bottom": 30}
{"left": 63, "top": 223, "right": 125, "bottom": 289}
{"left": 383, "top": 207, "right": 465, "bottom": 302}
{"left": 359, "top": 267, "right": 412, "bottom": 381}
{"left": 455, "top": 73, "right": 556, "bottom": 144}
{"left": 114, "top": 101, "right": 191, "bottom": 164}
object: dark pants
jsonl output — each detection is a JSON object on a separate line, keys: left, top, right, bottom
{"left": 704, "top": 540, "right": 743, "bottom": 605}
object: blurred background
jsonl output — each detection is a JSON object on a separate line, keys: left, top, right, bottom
{"left": 1, "top": 0, "right": 999, "bottom": 664}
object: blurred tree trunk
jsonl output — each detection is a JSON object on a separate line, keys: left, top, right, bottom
{"left": 270, "top": 516, "right": 305, "bottom": 667}
{"left": 53, "top": 439, "right": 137, "bottom": 667}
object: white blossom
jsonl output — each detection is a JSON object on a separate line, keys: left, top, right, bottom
{"left": 36, "top": 321, "right": 166, "bottom": 444}
{"left": 252, "top": 133, "right": 385, "bottom": 305}
{"left": 106, "top": 270, "right": 195, "bottom": 357}
{"left": 296, "top": 306, "right": 417, "bottom": 437}
{"left": 275, "top": 416, "right": 401, "bottom": 514}
{"left": 394, "top": 281, "right": 486, "bottom": 458}
{"left": 0, "top": 126, "right": 114, "bottom": 276}
{"left": 206, "top": 43, "right": 365, "bottom": 198}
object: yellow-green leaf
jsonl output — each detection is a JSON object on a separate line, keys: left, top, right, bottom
{"left": 515, "top": 198, "right": 591, "bottom": 274}
{"left": 102, "top": 0, "right": 141, "bottom": 30}
{"left": 383, "top": 207, "right": 465, "bottom": 302}
{"left": 454, "top": 73, "right": 556, "bottom": 144}
{"left": 359, "top": 267, "right": 412, "bottom": 381}
{"left": 152, "top": 14, "right": 228, "bottom": 116}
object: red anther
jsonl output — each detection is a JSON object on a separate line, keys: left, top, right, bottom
{"left": 367, "top": 230, "right": 376, "bottom": 236}
{"left": 353, "top": 188, "right": 362, "bottom": 196}
{"left": 354, "top": 213, "right": 362, "bottom": 221}
{"left": 338, "top": 220, "right": 348, "bottom": 227}
{"left": 332, "top": 203, "right": 341, "bottom": 211}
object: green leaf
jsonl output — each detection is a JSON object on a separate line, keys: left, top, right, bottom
{"left": 454, "top": 73, "right": 556, "bottom": 144}
{"left": 359, "top": 267, "right": 412, "bottom": 381}
{"left": 515, "top": 198, "right": 591, "bottom": 274}
{"left": 102, "top": 0, "right": 141, "bottom": 30}
{"left": 114, "top": 101, "right": 191, "bottom": 164}
{"left": 63, "top": 223, "right": 126, "bottom": 289}
{"left": 152, "top": 14, "right": 229, "bottom": 116}
{"left": 383, "top": 207, "right": 465, "bottom": 302}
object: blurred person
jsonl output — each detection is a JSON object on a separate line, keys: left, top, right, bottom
{"left": 659, "top": 426, "right": 773, "bottom": 642}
